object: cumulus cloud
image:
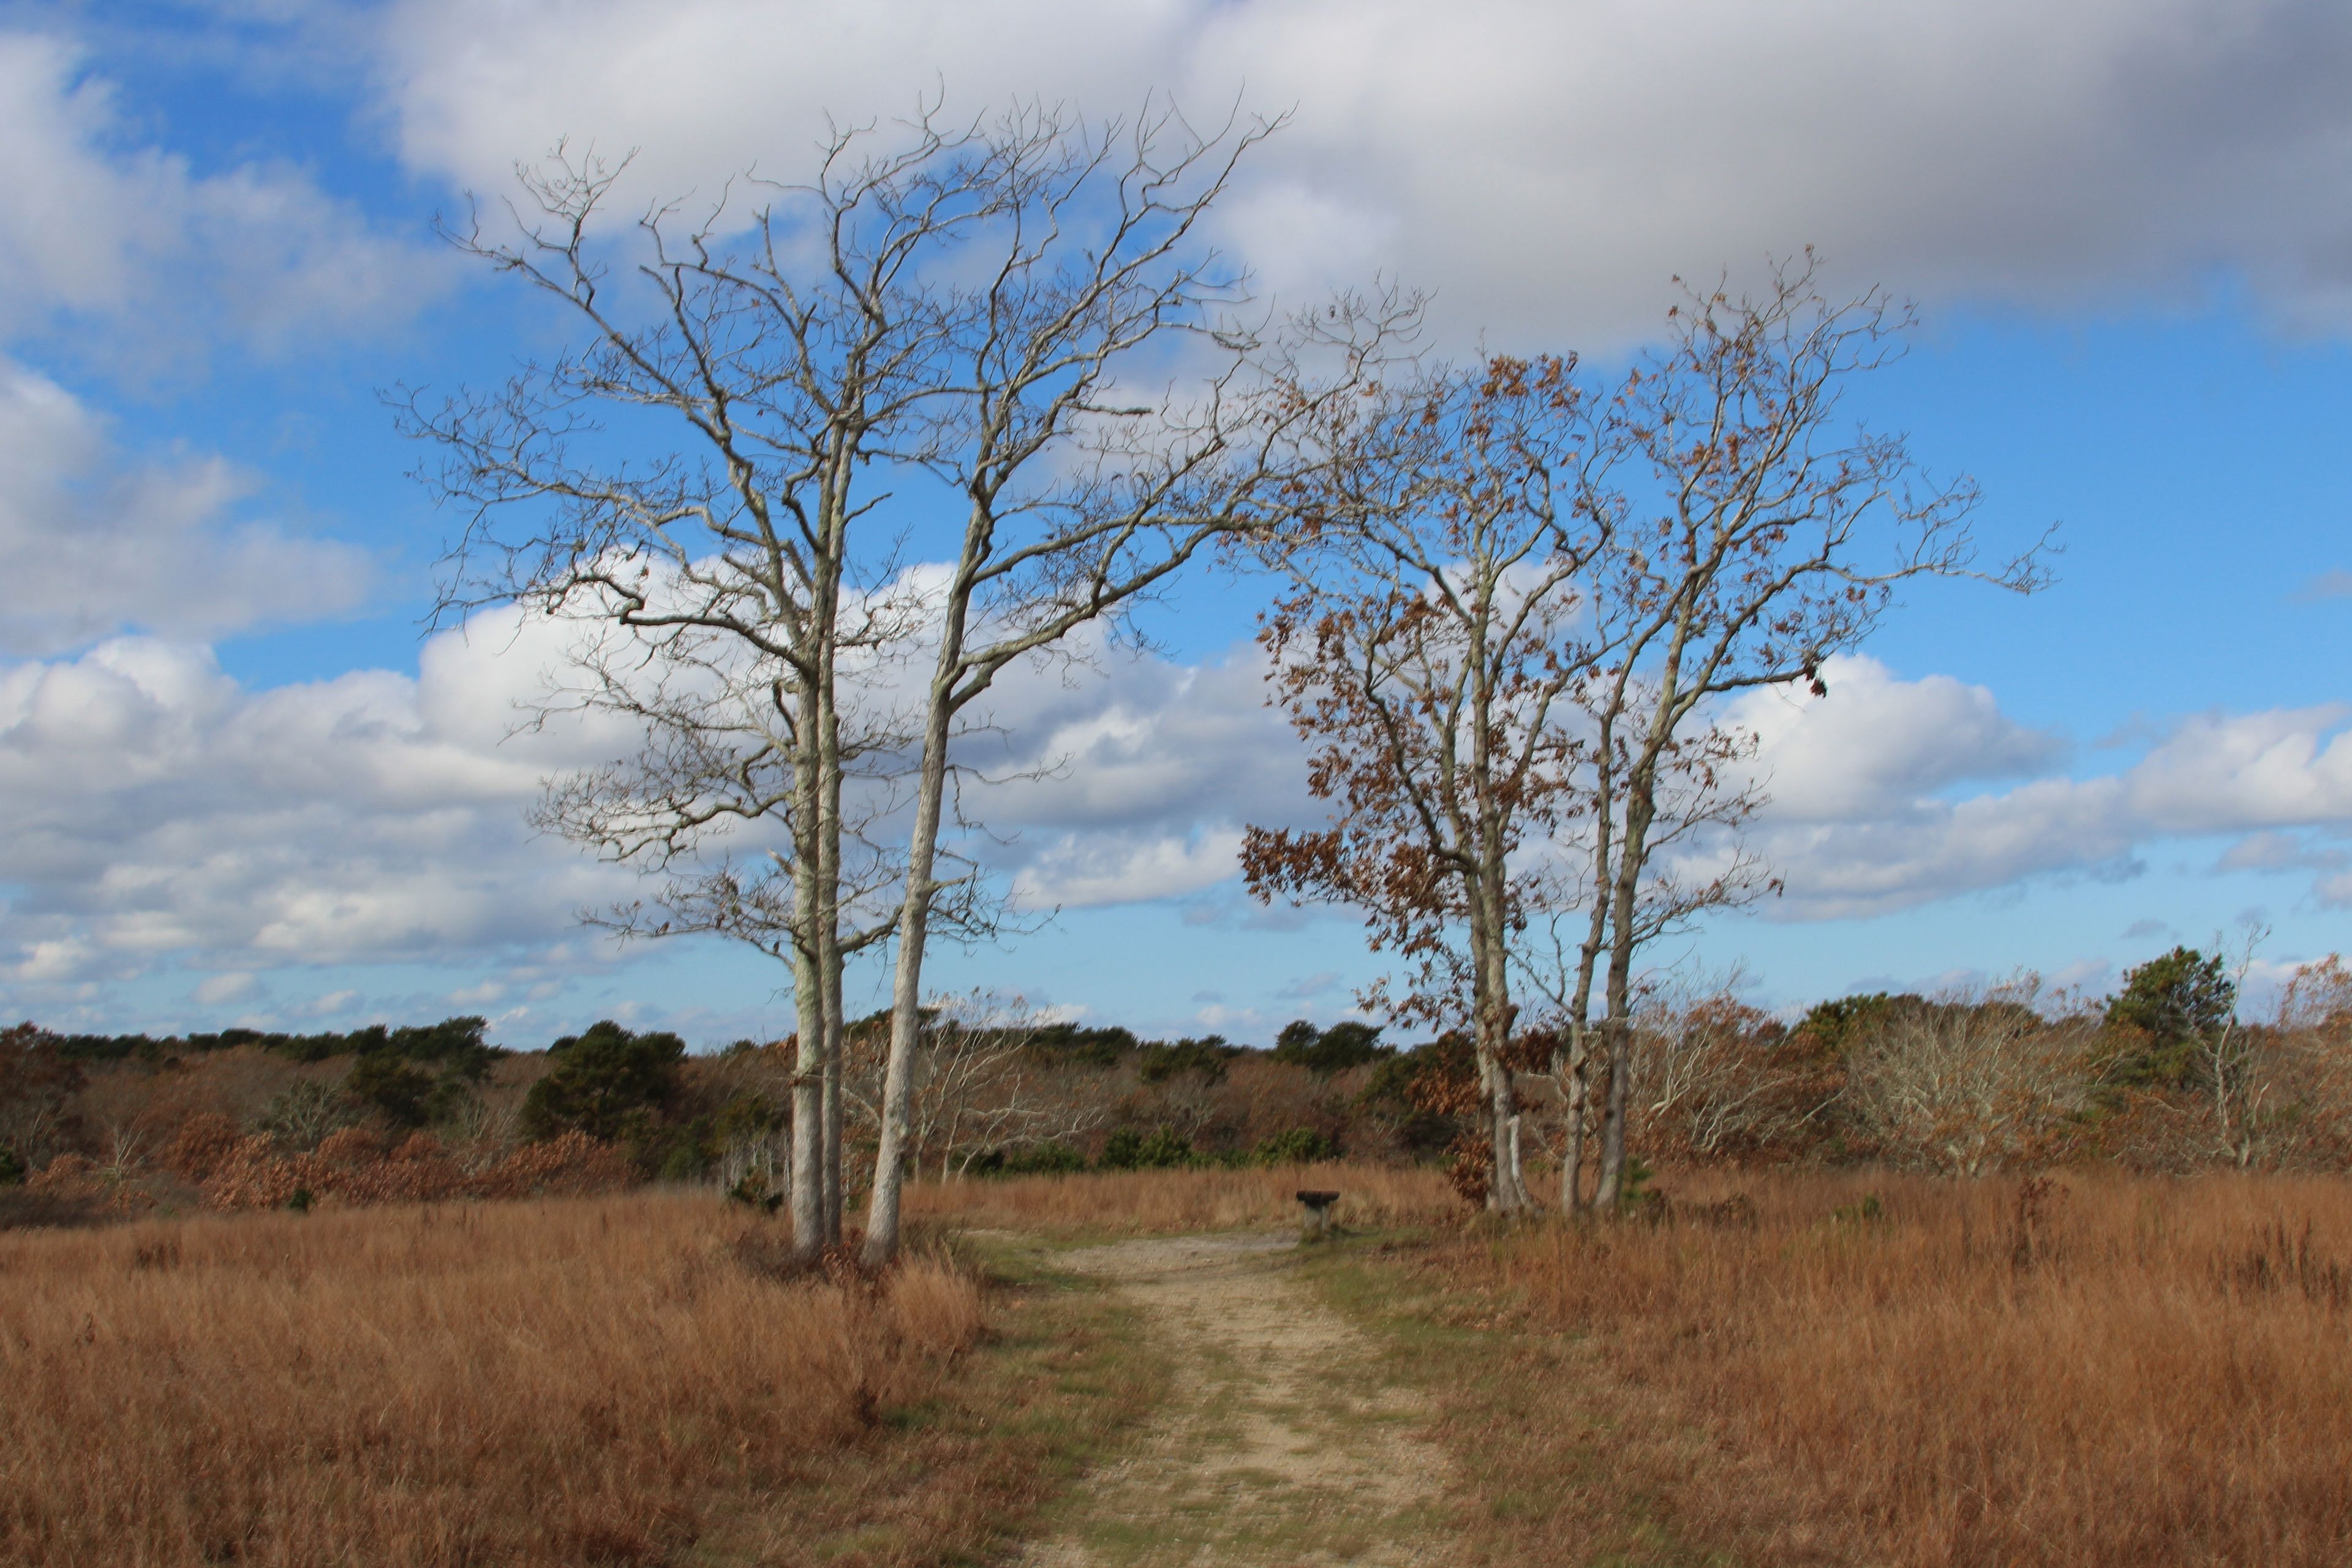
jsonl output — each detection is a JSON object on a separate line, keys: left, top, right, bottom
{"left": 0, "top": 616, "right": 635, "bottom": 1006}
{"left": 0, "top": 31, "right": 442, "bottom": 364}
{"left": 0, "top": 360, "right": 372, "bottom": 654}
{"left": 374, "top": 0, "right": 2352, "bottom": 342}
{"left": 956, "top": 646, "right": 1311, "bottom": 908}
{"left": 964, "top": 646, "right": 2352, "bottom": 921}
{"left": 7, "top": 603, "right": 2351, "bottom": 1027}
{"left": 1697, "top": 662, "right": 2352, "bottom": 918}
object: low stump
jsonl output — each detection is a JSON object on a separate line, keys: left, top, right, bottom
{"left": 1296, "top": 1189, "right": 1341, "bottom": 1238}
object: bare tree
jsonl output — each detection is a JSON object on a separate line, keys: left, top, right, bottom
{"left": 2256, "top": 955, "right": 2352, "bottom": 1168}
{"left": 0, "top": 1025, "right": 83, "bottom": 1175}
{"left": 1562, "top": 256, "right": 2045, "bottom": 1208}
{"left": 1622, "top": 971, "right": 1839, "bottom": 1161}
{"left": 405, "top": 100, "right": 1394, "bottom": 1265}
{"left": 1242, "top": 355, "right": 1610, "bottom": 1212}
{"left": 400, "top": 126, "right": 973, "bottom": 1256}
{"left": 2197, "top": 923, "right": 2271, "bottom": 1168}
{"left": 845, "top": 993, "right": 1107, "bottom": 1180}
{"left": 851, "top": 109, "right": 1407, "bottom": 1262}
{"left": 1844, "top": 981, "right": 2088, "bottom": 1175}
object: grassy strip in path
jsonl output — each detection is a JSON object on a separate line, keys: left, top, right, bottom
{"left": 1294, "top": 1229, "right": 1748, "bottom": 1568}
{"left": 694, "top": 1231, "right": 1174, "bottom": 1568}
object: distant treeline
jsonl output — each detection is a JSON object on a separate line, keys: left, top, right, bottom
{"left": 38, "top": 1016, "right": 506, "bottom": 1068}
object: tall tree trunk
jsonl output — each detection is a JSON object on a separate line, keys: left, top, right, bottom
{"left": 1593, "top": 1019, "right": 1634, "bottom": 1208}
{"left": 815, "top": 544, "right": 848, "bottom": 1248}
{"left": 788, "top": 945, "right": 826, "bottom": 1258}
{"left": 1558, "top": 1026, "right": 1589, "bottom": 1210}
{"left": 862, "top": 585, "right": 968, "bottom": 1264}
{"left": 821, "top": 986, "right": 843, "bottom": 1245}
{"left": 1593, "top": 767, "right": 1659, "bottom": 1210}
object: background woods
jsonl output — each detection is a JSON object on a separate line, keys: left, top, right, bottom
{"left": 9, "top": 937, "right": 2351, "bottom": 1231}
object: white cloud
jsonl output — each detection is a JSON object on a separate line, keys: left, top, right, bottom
{"left": 191, "top": 971, "right": 258, "bottom": 1006}
{"left": 2122, "top": 705, "right": 2352, "bottom": 831}
{"left": 1733, "top": 657, "right": 2064, "bottom": 823}
{"left": 7, "top": 598, "right": 2352, "bottom": 1027}
{"left": 0, "top": 31, "right": 442, "bottom": 364}
{"left": 0, "top": 616, "right": 633, "bottom": 1003}
{"left": 1692, "top": 663, "right": 2352, "bottom": 918}
{"left": 375, "top": 0, "right": 2352, "bottom": 344}
{"left": 956, "top": 641, "right": 1313, "bottom": 907}
{"left": 0, "top": 360, "right": 372, "bottom": 654}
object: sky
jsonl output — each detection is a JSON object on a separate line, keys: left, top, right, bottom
{"left": 1, "top": 0, "right": 2350, "bottom": 1048}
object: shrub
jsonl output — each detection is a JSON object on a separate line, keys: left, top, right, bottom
{"left": 162, "top": 1112, "right": 242, "bottom": 1181}
{"left": 1098, "top": 1126, "right": 1193, "bottom": 1170}
{"left": 200, "top": 1128, "right": 636, "bottom": 1210}
{"left": 1252, "top": 1127, "right": 1341, "bottom": 1165}
{"left": 343, "top": 1054, "right": 442, "bottom": 1129}
{"left": 258, "top": 1080, "right": 360, "bottom": 1151}
{"left": 1135, "top": 1036, "right": 1237, "bottom": 1084}
{"left": 521, "top": 1021, "right": 685, "bottom": 1142}
{"left": 998, "top": 1140, "right": 1087, "bottom": 1175}
{"left": 1270, "top": 1019, "right": 1390, "bottom": 1076}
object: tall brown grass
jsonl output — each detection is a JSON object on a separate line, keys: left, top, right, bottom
{"left": 904, "top": 1159, "right": 1460, "bottom": 1235}
{"left": 1465, "top": 1169, "right": 2352, "bottom": 1566}
{"left": 0, "top": 1191, "right": 981, "bottom": 1567}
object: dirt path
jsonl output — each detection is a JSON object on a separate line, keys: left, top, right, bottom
{"left": 1017, "top": 1234, "right": 1455, "bottom": 1567}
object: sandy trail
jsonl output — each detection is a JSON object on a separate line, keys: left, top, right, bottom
{"left": 1018, "top": 1233, "right": 1454, "bottom": 1567}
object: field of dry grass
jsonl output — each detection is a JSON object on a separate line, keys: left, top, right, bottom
{"left": 13, "top": 1161, "right": 2349, "bottom": 1566}
{"left": 908, "top": 1161, "right": 2352, "bottom": 1566}
{"left": 905, "top": 1159, "right": 1460, "bottom": 1236}
{"left": 1414, "top": 1168, "right": 2352, "bottom": 1566}
{"left": 0, "top": 1191, "right": 1144, "bottom": 1568}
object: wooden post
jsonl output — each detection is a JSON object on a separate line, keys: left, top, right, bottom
{"left": 1296, "top": 1189, "right": 1340, "bottom": 1238}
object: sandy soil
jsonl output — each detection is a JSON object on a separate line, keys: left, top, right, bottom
{"left": 1017, "top": 1233, "right": 1455, "bottom": 1567}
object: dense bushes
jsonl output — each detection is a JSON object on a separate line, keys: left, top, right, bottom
{"left": 1271, "top": 1019, "right": 1392, "bottom": 1076}
{"left": 521, "top": 1022, "right": 685, "bottom": 1142}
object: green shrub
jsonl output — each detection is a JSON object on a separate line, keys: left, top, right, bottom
{"left": 1270, "top": 1019, "right": 1392, "bottom": 1076}
{"left": 1098, "top": 1126, "right": 1193, "bottom": 1170}
{"left": 1136, "top": 1036, "right": 1236, "bottom": 1084}
{"left": 343, "top": 1054, "right": 452, "bottom": 1130}
{"left": 1253, "top": 1127, "right": 1340, "bottom": 1166}
{"left": 998, "top": 1140, "right": 1088, "bottom": 1175}
{"left": 522, "top": 1021, "right": 685, "bottom": 1142}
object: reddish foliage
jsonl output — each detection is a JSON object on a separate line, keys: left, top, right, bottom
{"left": 161, "top": 1112, "right": 242, "bottom": 1181}
{"left": 202, "top": 1129, "right": 635, "bottom": 1211}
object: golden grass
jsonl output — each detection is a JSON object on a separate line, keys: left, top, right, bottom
{"left": 1449, "top": 1169, "right": 2352, "bottom": 1566}
{"left": 903, "top": 1159, "right": 1460, "bottom": 1236}
{"left": 0, "top": 1192, "right": 988, "bottom": 1567}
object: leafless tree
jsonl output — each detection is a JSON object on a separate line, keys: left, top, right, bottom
{"left": 845, "top": 993, "right": 1107, "bottom": 1179}
{"left": 1562, "top": 255, "right": 2046, "bottom": 1208}
{"left": 1621, "top": 970, "right": 1839, "bottom": 1161}
{"left": 850, "top": 109, "right": 1409, "bottom": 1262}
{"left": 405, "top": 99, "right": 1397, "bottom": 1264}
{"left": 1844, "top": 980, "right": 2087, "bottom": 1175}
{"left": 401, "top": 126, "right": 957, "bottom": 1256}
{"left": 2198, "top": 922, "right": 2271, "bottom": 1167}
{"left": 0, "top": 1025, "right": 82, "bottom": 1174}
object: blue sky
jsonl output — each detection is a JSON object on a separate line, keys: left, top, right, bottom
{"left": 2, "top": 1, "right": 2349, "bottom": 1047}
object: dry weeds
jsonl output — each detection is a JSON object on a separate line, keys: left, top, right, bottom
{"left": 0, "top": 1191, "right": 984, "bottom": 1566}
{"left": 1458, "top": 1169, "right": 2352, "bottom": 1566}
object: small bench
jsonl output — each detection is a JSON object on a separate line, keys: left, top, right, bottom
{"left": 1296, "top": 1189, "right": 1341, "bottom": 1237}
